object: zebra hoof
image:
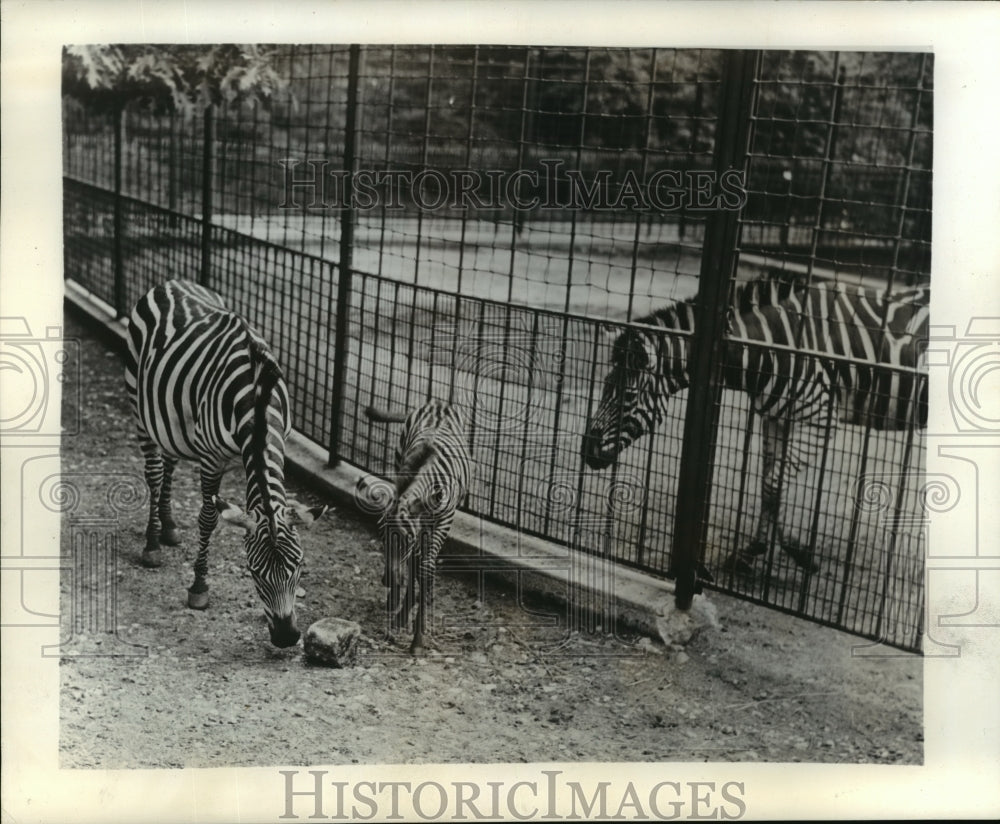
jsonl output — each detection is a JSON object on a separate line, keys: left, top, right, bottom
{"left": 724, "top": 553, "right": 755, "bottom": 576}
{"left": 187, "top": 590, "right": 210, "bottom": 610}
{"left": 141, "top": 548, "right": 164, "bottom": 568}
{"left": 782, "top": 541, "right": 820, "bottom": 573}
{"left": 160, "top": 527, "right": 181, "bottom": 546}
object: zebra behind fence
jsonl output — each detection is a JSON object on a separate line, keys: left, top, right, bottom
{"left": 581, "top": 276, "right": 929, "bottom": 575}
{"left": 364, "top": 400, "right": 471, "bottom": 653}
{"left": 125, "top": 280, "right": 328, "bottom": 648}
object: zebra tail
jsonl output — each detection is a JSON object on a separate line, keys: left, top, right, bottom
{"left": 365, "top": 405, "right": 410, "bottom": 423}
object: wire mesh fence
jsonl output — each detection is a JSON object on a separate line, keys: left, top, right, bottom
{"left": 62, "top": 45, "right": 931, "bottom": 652}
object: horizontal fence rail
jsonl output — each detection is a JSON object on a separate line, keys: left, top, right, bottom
{"left": 62, "top": 45, "right": 931, "bottom": 652}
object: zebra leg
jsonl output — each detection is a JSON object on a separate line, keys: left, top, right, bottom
{"left": 385, "top": 567, "right": 404, "bottom": 632}
{"left": 410, "top": 552, "right": 435, "bottom": 654}
{"left": 411, "top": 523, "right": 449, "bottom": 654}
{"left": 158, "top": 455, "right": 181, "bottom": 546}
{"left": 399, "top": 544, "right": 417, "bottom": 633}
{"left": 385, "top": 560, "right": 410, "bottom": 634}
{"left": 138, "top": 432, "right": 166, "bottom": 568}
{"left": 762, "top": 419, "right": 819, "bottom": 572}
{"left": 742, "top": 417, "right": 818, "bottom": 573}
{"left": 187, "top": 466, "right": 223, "bottom": 610}
{"left": 726, "top": 417, "right": 792, "bottom": 574}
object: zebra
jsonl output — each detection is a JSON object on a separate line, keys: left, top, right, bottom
{"left": 364, "top": 400, "right": 471, "bottom": 653}
{"left": 580, "top": 276, "right": 929, "bottom": 575}
{"left": 125, "top": 280, "right": 328, "bottom": 647}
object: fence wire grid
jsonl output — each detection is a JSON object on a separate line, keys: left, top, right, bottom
{"left": 63, "top": 45, "right": 931, "bottom": 652}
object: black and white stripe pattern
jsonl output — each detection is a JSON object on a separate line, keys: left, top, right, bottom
{"left": 125, "top": 280, "right": 325, "bottom": 647}
{"left": 365, "top": 400, "right": 471, "bottom": 653}
{"left": 582, "top": 276, "right": 929, "bottom": 574}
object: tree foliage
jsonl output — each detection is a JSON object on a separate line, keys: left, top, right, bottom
{"left": 63, "top": 44, "right": 289, "bottom": 114}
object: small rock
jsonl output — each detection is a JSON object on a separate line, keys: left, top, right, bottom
{"left": 303, "top": 617, "right": 362, "bottom": 668}
{"left": 675, "top": 651, "right": 689, "bottom": 664}
{"left": 637, "top": 637, "right": 664, "bottom": 655}
{"left": 654, "top": 594, "right": 720, "bottom": 647}
{"left": 295, "top": 587, "right": 306, "bottom": 598}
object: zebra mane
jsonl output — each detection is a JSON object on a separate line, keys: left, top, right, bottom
{"left": 246, "top": 327, "right": 286, "bottom": 531}
{"left": 733, "top": 269, "right": 810, "bottom": 315}
{"left": 633, "top": 269, "right": 808, "bottom": 331}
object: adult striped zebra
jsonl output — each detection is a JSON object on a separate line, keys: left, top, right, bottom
{"left": 125, "top": 280, "right": 327, "bottom": 647}
{"left": 364, "top": 400, "right": 471, "bottom": 653}
{"left": 581, "top": 276, "right": 929, "bottom": 574}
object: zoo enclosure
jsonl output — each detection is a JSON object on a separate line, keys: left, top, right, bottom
{"left": 63, "top": 45, "right": 932, "bottom": 652}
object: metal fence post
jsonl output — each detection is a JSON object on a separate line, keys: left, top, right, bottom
{"left": 112, "top": 104, "right": 126, "bottom": 318}
{"left": 670, "top": 49, "right": 761, "bottom": 609}
{"left": 327, "top": 44, "right": 361, "bottom": 466}
{"left": 200, "top": 104, "right": 215, "bottom": 287}
{"left": 810, "top": 63, "right": 846, "bottom": 260}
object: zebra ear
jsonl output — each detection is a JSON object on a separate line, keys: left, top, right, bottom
{"left": 287, "top": 499, "right": 329, "bottom": 529}
{"left": 215, "top": 495, "right": 257, "bottom": 532}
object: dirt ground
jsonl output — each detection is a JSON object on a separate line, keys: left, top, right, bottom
{"left": 58, "top": 311, "right": 922, "bottom": 768}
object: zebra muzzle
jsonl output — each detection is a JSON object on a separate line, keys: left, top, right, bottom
{"left": 581, "top": 431, "right": 616, "bottom": 470}
{"left": 268, "top": 615, "right": 301, "bottom": 648}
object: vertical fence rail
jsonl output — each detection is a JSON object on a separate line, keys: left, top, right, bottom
{"left": 670, "top": 49, "right": 761, "bottom": 609}
{"left": 112, "top": 105, "right": 126, "bottom": 318}
{"left": 328, "top": 44, "right": 361, "bottom": 465}
{"left": 199, "top": 105, "right": 215, "bottom": 287}
{"left": 767, "top": 55, "right": 844, "bottom": 596}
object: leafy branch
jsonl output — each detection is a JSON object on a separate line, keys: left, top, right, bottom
{"left": 63, "top": 44, "right": 289, "bottom": 115}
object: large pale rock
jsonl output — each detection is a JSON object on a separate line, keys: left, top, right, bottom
{"left": 303, "top": 617, "right": 362, "bottom": 667}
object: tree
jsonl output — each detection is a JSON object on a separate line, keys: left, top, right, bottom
{"left": 62, "top": 44, "right": 289, "bottom": 115}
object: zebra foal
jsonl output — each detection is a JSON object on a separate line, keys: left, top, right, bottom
{"left": 125, "top": 280, "right": 327, "bottom": 647}
{"left": 581, "top": 276, "right": 928, "bottom": 575}
{"left": 364, "top": 400, "right": 471, "bottom": 653}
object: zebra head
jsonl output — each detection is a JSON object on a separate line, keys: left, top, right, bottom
{"left": 378, "top": 478, "right": 460, "bottom": 620}
{"left": 217, "top": 496, "right": 327, "bottom": 647}
{"left": 582, "top": 316, "right": 691, "bottom": 470}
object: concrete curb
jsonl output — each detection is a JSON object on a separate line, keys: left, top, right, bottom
{"left": 64, "top": 279, "right": 717, "bottom": 647}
